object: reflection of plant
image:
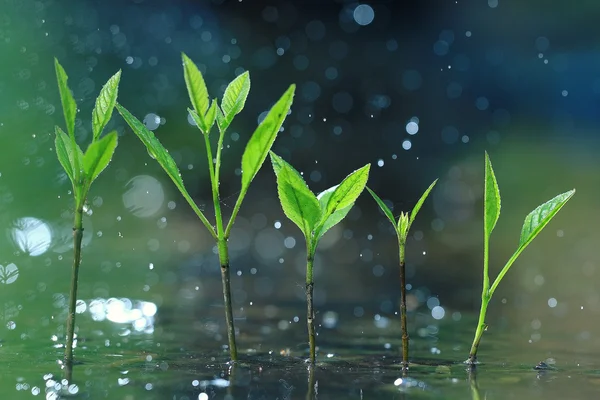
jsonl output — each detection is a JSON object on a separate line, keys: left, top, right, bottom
{"left": 0, "top": 263, "right": 19, "bottom": 284}
{"left": 367, "top": 179, "right": 437, "bottom": 374}
{"left": 117, "top": 53, "right": 295, "bottom": 361}
{"left": 54, "top": 59, "right": 121, "bottom": 382}
{"left": 467, "top": 152, "right": 575, "bottom": 365}
{"left": 270, "top": 152, "right": 370, "bottom": 363}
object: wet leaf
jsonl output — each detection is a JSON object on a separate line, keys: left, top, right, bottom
{"left": 54, "top": 127, "right": 75, "bottom": 187}
{"left": 366, "top": 187, "right": 396, "bottom": 228}
{"left": 182, "top": 53, "right": 209, "bottom": 128}
{"left": 409, "top": 179, "right": 438, "bottom": 226}
{"left": 83, "top": 131, "right": 118, "bottom": 185}
{"left": 220, "top": 71, "right": 250, "bottom": 132}
{"left": 241, "top": 84, "right": 295, "bottom": 191}
{"left": 116, "top": 103, "right": 216, "bottom": 237}
{"left": 55, "top": 126, "right": 83, "bottom": 185}
{"left": 204, "top": 99, "right": 218, "bottom": 133}
{"left": 398, "top": 212, "right": 410, "bottom": 239}
{"left": 270, "top": 153, "right": 320, "bottom": 237}
{"left": 519, "top": 189, "right": 575, "bottom": 248}
{"left": 315, "top": 185, "right": 352, "bottom": 241}
{"left": 92, "top": 70, "right": 121, "bottom": 141}
{"left": 484, "top": 152, "right": 501, "bottom": 239}
{"left": 54, "top": 58, "right": 77, "bottom": 139}
{"left": 320, "top": 164, "right": 370, "bottom": 225}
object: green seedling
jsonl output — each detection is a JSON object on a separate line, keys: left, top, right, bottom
{"left": 117, "top": 53, "right": 295, "bottom": 361}
{"left": 54, "top": 59, "right": 121, "bottom": 382}
{"left": 367, "top": 179, "right": 437, "bottom": 373}
{"left": 467, "top": 152, "right": 575, "bottom": 365}
{"left": 270, "top": 152, "right": 370, "bottom": 363}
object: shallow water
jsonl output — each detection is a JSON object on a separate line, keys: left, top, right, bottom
{"left": 3, "top": 275, "right": 600, "bottom": 400}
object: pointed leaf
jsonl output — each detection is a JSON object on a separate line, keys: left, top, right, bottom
{"left": 182, "top": 53, "right": 209, "bottom": 127}
{"left": 398, "top": 212, "right": 410, "bottom": 239}
{"left": 489, "top": 189, "right": 575, "bottom": 297}
{"left": 241, "top": 84, "right": 295, "bottom": 190}
{"left": 117, "top": 104, "right": 185, "bottom": 189}
{"left": 274, "top": 161, "right": 321, "bottom": 238}
{"left": 408, "top": 178, "right": 438, "bottom": 232}
{"left": 54, "top": 58, "right": 77, "bottom": 139}
{"left": 55, "top": 126, "right": 83, "bottom": 182}
{"left": 220, "top": 71, "right": 250, "bottom": 131}
{"left": 92, "top": 70, "right": 121, "bottom": 141}
{"left": 205, "top": 99, "right": 218, "bottom": 132}
{"left": 519, "top": 189, "right": 575, "bottom": 248}
{"left": 484, "top": 152, "right": 501, "bottom": 239}
{"left": 55, "top": 127, "right": 75, "bottom": 187}
{"left": 314, "top": 185, "right": 352, "bottom": 241}
{"left": 83, "top": 131, "right": 118, "bottom": 184}
{"left": 321, "top": 164, "right": 370, "bottom": 222}
{"left": 116, "top": 103, "right": 216, "bottom": 238}
{"left": 270, "top": 151, "right": 303, "bottom": 180}
{"left": 216, "top": 105, "right": 226, "bottom": 132}
{"left": 366, "top": 187, "right": 397, "bottom": 228}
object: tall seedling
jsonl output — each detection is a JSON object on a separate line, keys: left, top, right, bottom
{"left": 54, "top": 59, "right": 121, "bottom": 382}
{"left": 270, "top": 152, "right": 370, "bottom": 363}
{"left": 117, "top": 53, "right": 295, "bottom": 361}
{"left": 467, "top": 152, "right": 575, "bottom": 365}
{"left": 367, "top": 179, "right": 437, "bottom": 373}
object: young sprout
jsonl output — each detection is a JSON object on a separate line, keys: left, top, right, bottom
{"left": 117, "top": 53, "right": 295, "bottom": 361}
{"left": 270, "top": 152, "right": 370, "bottom": 363}
{"left": 367, "top": 179, "right": 437, "bottom": 373}
{"left": 54, "top": 59, "right": 121, "bottom": 382}
{"left": 466, "top": 152, "right": 575, "bottom": 365}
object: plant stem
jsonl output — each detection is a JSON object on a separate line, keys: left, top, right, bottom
{"left": 204, "top": 131, "right": 238, "bottom": 361}
{"left": 217, "top": 238, "right": 237, "bottom": 361}
{"left": 64, "top": 202, "right": 84, "bottom": 383}
{"left": 306, "top": 245, "right": 316, "bottom": 363}
{"left": 467, "top": 295, "right": 489, "bottom": 364}
{"left": 398, "top": 238, "right": 409, "bottom": 374}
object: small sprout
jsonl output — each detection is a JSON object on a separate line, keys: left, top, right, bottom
{"left": 466, "top": 152, "right": 575, "bottom": 365}
{"left": 54, "top": 58, "right": 121, "bottom": 382}
{"left": 117, "top": 53, "right": 295, "bottom": 361}
{"left": 271, "top": 152, "right": 370, "bottom": 363}
{"left": 367, "top": 179, "right": 437, "bottom": 374}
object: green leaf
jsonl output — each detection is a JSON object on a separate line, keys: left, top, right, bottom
{"left": 182, "top": 53, "right": 210, "bottom": 128}
{"left": 220, "top": 71, "right": 250, "bottom": 131}
{"left": 366, "top": 187, "right": 396, "bottom": 228}
{"left": 273, "top": 160, "right": 321, "bottom": 238}
{"left": 54, "top": 58, "right": 77, "bottom": 139}
{"left": 270, "top": 151, "right": 303, "bottom": 180}
{"left": 83, "top": 131, "right": 118, "bottom": 185}
{"left": 408, "top": 179, "right": 438, "bottom": 229}
{"left": 92, "top": 70, "right": 122, "bottom": 141}
{"left": 398, "top": 212, "right": 410, "bottom": 239}
{"left": 55, "top": 127, "right": 75, "bottom": 187}
{"left": 489, "top": 189, "right": 575, "bottom": 297}
{"left": 55, "top": 126, "right": 83, "bottom": 182}
{"left": 216, "top": 105, "right": 226, "bottom": 133}
{"left": 117, "top": 103, "right": 186, "bottom": 189}
{"left": 116, "top": 103, "right": 216, "bottom": 238}
{"left": 321, "top": 164, "right": 370, "bottom": 222}
{"left": 204, "top": 99, "right": 218, "bottom": 133}
{"left": 241, "top": 84, "right": 295, "bottom": 191}
{"left": 519, "top": 189, "right": 575, "bottom": 248}
{"left": 315, "top": 185, "right": 352, "bottom": 241}
{"left": 484, "top": 152, "right": 501, "bottom": 239}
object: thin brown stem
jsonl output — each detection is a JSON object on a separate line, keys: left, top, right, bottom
{"left": 218, "top": 238, "right": 238, "bottom": 361}
{"left": 398, "top": 238, "right": 409, "bottom": 374}
{"left": 64, "top": 204, "right": 84, "bottom": 383}
{"left": 306, "top": 281, "right": 316, "bottom": 363}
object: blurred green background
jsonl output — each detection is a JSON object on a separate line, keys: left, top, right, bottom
{"left": 1, "top": 0, "right": 600, "bottom": 397}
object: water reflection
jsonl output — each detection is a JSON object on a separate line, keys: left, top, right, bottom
{"left": 9, "top": 216, "right": 52, "bottom": 256}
